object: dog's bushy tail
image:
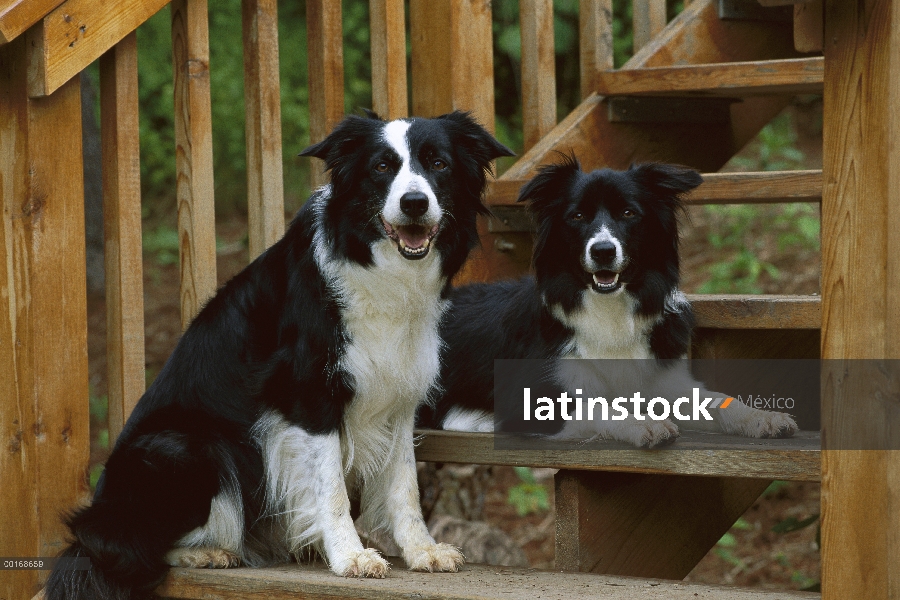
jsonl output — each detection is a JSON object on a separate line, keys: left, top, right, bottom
{"left": 44, "top": 503, "right": 170, "bottom": 600}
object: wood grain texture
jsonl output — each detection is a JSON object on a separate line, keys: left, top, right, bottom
{"left": 172, "top": 0, "right": 217, "bottom": 328}
{"left": 820, "top": 0, "right": 900, "bottom": 597}
{"left": 413, "top": 430, "right": 820, "bottom": 481}
{"left": 370, "top": 0, "right": 407, "bottom": 120}
{"left": 0, "top": 0, "right": 64, "bottom": 44}
{"left": 242, "top": 0, "right": 284, "bottom": 260}
{"left": 157, "top": 560, "right": 821, "bottom": 599}
{"left": 690, "top": 294, "right": 820, "bottom": 329}
{"left": 793, "top": 0, "right": 822, "bottom": 53}
{"left": 306, "top": 0, "right": 344, "bottom": 189}
{"left": 597, "top": 57, "right": 824, "bottom": 97}
{"left": 579, "top": 0, "right": 613, "bottom": 99}
{"left": 555, "top": 471, "right": 771, "bottom": 578}
{"left": 99, "top": 32, "right": 145, "bottom": 442}
{"left": 632, "top": 0, "right": 667, "bottom": 52}
{"left": 520, "top": 0, "right": 556, "bottom": 151}
{"left": 1, "top": 38, "right": 90, "bottom": 600}
{"left": 25, "top": 0, "right": 168, "bottom": 97}
{"left": 410, "top": 0, "right": 494, "bottom": 130}
{"left": 486, "top": 169, "right": 822, "bottom": 206}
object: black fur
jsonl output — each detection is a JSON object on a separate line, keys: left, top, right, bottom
{"left": 418, "top": 157, "right": 702, "bottom": 431}
{"left": 45, "top": 111, "right": 511, "bottom": 600}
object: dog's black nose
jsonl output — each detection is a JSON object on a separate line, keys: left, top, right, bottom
{"left": 589, "top": 241, "right": 617, "bottom": 264}
{"left": 400, "top": 192, "right": 429, "bottom": 218}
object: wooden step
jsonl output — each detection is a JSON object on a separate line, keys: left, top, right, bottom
{"left": 691, "top": 294, "right": 820, "bottom": 329}
{"left": 158, "top": 561, "right": 821, "bottom": 599}
{"left": 486, "top": 170, "right": 822, "bottom": 210}
{"left": 596, "top": 57, "right": 823, "bottom": 98}
{"left": 414, "top": 430, "right": 820, "bottom": 481}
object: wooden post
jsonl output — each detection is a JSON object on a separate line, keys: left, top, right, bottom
{"left": 99, "top": 32, "right": 145, "bottom": 442}
{"left": 579, "top": 0, "right": 614, "bottom": 99}
{"left": 370, "top": 0, "right": 408, "bottom": 121}
{"left": 172, "top": 0, "right": 217, "bottom": 328}
{"left": 520, "top": 0, "right": 556, "bottom": 152}
{"left": 632, "top": 0, "right": 667, "bottom": 53}
{"left": 1, "top": 37, "right": 91, "bottom": 600}
{"left": 306, "top": 0, "right": 344, "bottom": 189}
{"left": 821, "top": 0, "right": 900, "bottom": 598}
{"left": 409, "top": 0, "right": 494, "bottom": 131}
{"left": 242, "top": 0, "right": 285, "bottom": 260}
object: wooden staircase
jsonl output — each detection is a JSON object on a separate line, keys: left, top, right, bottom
{"left": 7, "top": 0, "right": 898, "bottom": 598}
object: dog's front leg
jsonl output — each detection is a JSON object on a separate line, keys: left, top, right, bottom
{"left": 360, "top": 420, "right": 464, "bottom": 572}
{"left": 679, "top": 388, "right": 798, "bottom": 438}
{"left": 310, "top": 432, "right": 389, "bottom": 578}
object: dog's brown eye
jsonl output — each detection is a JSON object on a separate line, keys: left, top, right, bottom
{"left": 572, "top": 212, "right": 584, "bottom": 221}
{"left": 374, "top": 162, "right": 389, "bottom": 173}
{"left": 622, "top": 209, "right": 636, "bottom": 218}
{"left": 431, "top": 159, "right": 447, "bottom": 171}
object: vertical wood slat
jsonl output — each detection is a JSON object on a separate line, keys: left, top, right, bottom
{"left": 821, "top": 0, "right": 900, "bottom": 598}
{"left": 370, "top": 0, "right": 408, "bottom": 121}
{"left": 242, "top": 0, "right": 285, "bottom": 260}
{"left": 1, "top": 38, "right": 90, "bottom": 600}
{"left": 520, "top": 0, "right": 556, "bottom": 152}
{"left": 307, "top": 0, "right": 344, "bottom": 189}
{"left": 632, "top": 0, "right": 667, "bottom": 53}
{"left": 172, "top": 0, "right": 217, "bottom": 328}
{"left": 99, "top": 32, "right": 145, "bottom": 442}
{"left": 579, "top": 0, "right": 613, "bottom": 99}
{"left": 793, "top": 0, "right": 823, "bottom": 53}
{"left": 410, "top": 0, "right": 495, "bottom": 132}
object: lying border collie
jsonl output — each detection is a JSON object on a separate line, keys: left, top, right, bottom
{"left": 46, "top": 111, "right": 512, "bottom": 599}
{"left": 418, "top": 156, "right": 798, "bottom": 446}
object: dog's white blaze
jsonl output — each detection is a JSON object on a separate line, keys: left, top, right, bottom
{"left": 551, "top": 291, "right": 655, "bottom": 361}
{"left": 584, "top": 225, "right": 624, "bottom": 272}
{"left": 441, "top": 407, "right": 495, "bottom": 433}
{"left": 381, "top": 120, "right": 442, "bottom": 225}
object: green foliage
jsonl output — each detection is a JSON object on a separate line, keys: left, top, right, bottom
{"left": 507, "top": 467, "right": 550, "bottom": 516}
{"left": 142, "top": 224, "right": 180, "bottom": 266}
{"left": 713, "top": 517, "right": 753, "bottom": 568}
{"left": 729, "top": 112, "right": 807, "bottom": 172}
{"left": 772, "top": 513, "right": 819, "bottom": 535}
{"left": 762, "top": 480, "right": 789, "bottom": 497}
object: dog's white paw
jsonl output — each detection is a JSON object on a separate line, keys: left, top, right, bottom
{"left": 616, "top": 419, "right": 680, "bottom": 448}
{"left": 332, "top": 548, "right": 390, "bottom": 578}
{"left": 165, "top": 547, "right": 240, "bottom": 569}
{"left": 404, "top": 543, "right": 465, "bottom": 572}
{"left": 726, "top": 410, "right": 798, "bottom": 439}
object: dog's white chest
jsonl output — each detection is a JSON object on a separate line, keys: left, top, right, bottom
{"left": 318, "top": 240, "right": 446, "bottom": 475}
{"left": 552, "top": 291, "right": 656, "bottom": 360}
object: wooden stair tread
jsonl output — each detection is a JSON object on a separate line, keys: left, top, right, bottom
{"left": 487, "top": 170, "right": 822, "bottom": 208}
{"left": 596, "top": 57, "right": 824, "bottom": 98}
{"left": 690, "top": 294, "right": 820, "bottom": 329}
{"left": 414, "top": 430, "right": 820, "bottom": 482}
{"left": 158, "top": 561, "right": 820, "bottom": 599}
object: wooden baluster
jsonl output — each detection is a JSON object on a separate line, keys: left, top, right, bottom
{"left": 172, "top": 0, "right": 217, "bottom": 328}
{"left": 99, "top": 32, "right": 145, "bottom": 442}
{"left": 520, "top": 0, "right": 556, "bottom": 152}
{"left": 1, "top": 38, "right": 90, "bottom": 599}
{"left": 632, "top": 0, "right": 666, "bottom": 53}
{"left": 243, "top": 0, "right": 285, "bottom": 260}
{"left": 370, "top": 0, "right": 408, "bottom": 120}
{"left": 307, "top": 0, "right": 345, "bottom": 189}
{"left": 579, "top": 0, "right": 613, "bottom": 99}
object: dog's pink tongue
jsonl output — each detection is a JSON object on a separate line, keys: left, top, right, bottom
{"left": 594, "top": 271, "right": 617, "bottom": 285}
{"left": 397, "top": 225, "right": 429, "bottom": 249}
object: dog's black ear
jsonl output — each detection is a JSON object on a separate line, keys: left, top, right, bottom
{"left": 517, "top": 153, "right": 581, "bottom": 215}
{"left": 361, "top": 108, "right": 383, "bottom": 120}
{"left": 629, "top": 163, "right": 703, "bottom": 200}
{"left": 437, "top": 111, "right": 515, "bottom": 168}
{"left": 299, "top": 115, "right": 381, "bottom": 171}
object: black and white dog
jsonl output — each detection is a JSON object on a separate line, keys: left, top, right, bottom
{"left": 418, "top": 156, "right": 798, "bottom": 446}
{"left": 46, "top": 111, "right": 512, "bottom": 599}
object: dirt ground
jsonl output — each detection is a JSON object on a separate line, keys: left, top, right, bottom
{"left": 85, "top": 102, "right": 823, "bottom": 592}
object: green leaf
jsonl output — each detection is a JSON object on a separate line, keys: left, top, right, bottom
{"left": 772, "top": 513, "right": 820, "bottom": 534}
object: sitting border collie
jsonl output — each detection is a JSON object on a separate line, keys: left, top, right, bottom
{"left": 417, "top": 156, "right": 798, "bottom": 446}
{"left": 46, "top": 111, "right": 512, "bottom": 599}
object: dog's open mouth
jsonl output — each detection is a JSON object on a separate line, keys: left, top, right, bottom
{"left": 381, "top": 217, "right": 440, "bottom": 260}
{"left": 591, "top": 270, "right": 622, "bottom": 294}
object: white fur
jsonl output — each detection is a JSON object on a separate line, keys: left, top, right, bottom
{"left": 381, "top": 120, "right": 442, "bottom": 226}
{"left": 441, "top": 407, "right": 495, "bottom": 433}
